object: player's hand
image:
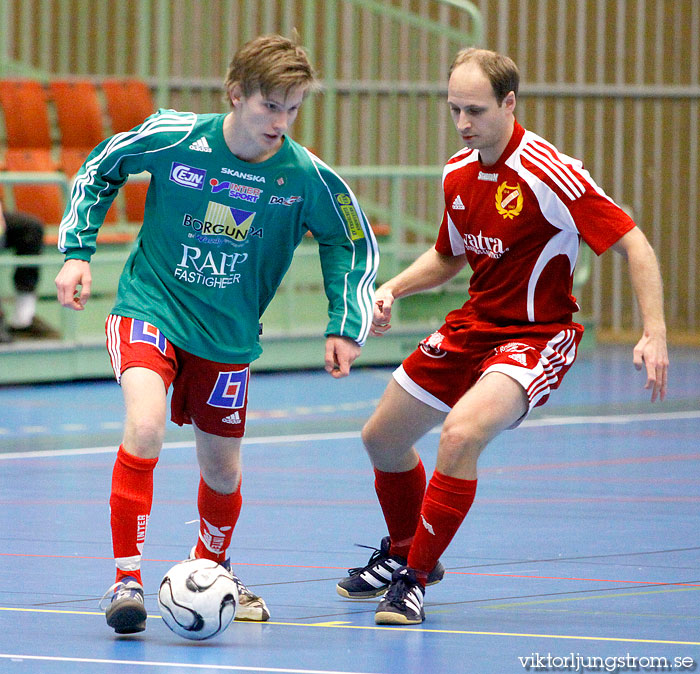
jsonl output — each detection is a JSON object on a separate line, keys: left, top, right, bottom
{"left": 55, "top": 259, "right": 92, "bottom": 311}
{"left": 324, "top": 335, "right": 361, "bottom": 378}
{"left": 369, "top": 289, "right": 395, "bottom": 337}
{"left": 632, "top": 330, "right": 668, "bottom": 402}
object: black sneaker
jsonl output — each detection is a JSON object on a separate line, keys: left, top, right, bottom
{"left": 375, "top": 566, "right": 425, "bottom": 625}
{"left": 100, "top": 577, "right": 147, "bottom": 634}
{"left": 336, "top": 536, "right": 445, "bottom": 599}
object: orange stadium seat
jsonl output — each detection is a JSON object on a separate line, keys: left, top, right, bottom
{"left": 3, "top": 148, "right": 65, "bottom": 226}
{"left": 102, "top": 79, "right": 156, "bottom": 222}
{"left": 0, "top": 80, "right": 65, "bottom": 231}
{"left": 49, "top": 79, "right": 118, "bottom": 224}
{"left": 49, "top": 80, "right": 105, "bottom": 148}
{"left": 102, "top": 79, "right": 156, "bottom": 133}
{"left": 48, "top": 80, "right": 106, "bottom": 174}
{"left": 0, "top": 79, "right": 53, "bottom": 149}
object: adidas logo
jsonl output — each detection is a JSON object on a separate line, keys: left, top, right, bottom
{"left": 509, "top": 353, "right": 527, "bottom": 366}
{"left": 189, "top": 136, "right": 212, "bottom": 152}
{"left": 452, "top": 194, "right": 465, "bottom": 210}
{"left": 221, "top": 411, "right": 241, "bottom": 425}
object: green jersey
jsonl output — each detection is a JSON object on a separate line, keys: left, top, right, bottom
{"left": 58, "top": 110, "right": 379, "bottom": 363}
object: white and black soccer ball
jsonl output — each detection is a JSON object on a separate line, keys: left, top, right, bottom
{"left": 158, "top": 558, "right": 238, "bottom": 640}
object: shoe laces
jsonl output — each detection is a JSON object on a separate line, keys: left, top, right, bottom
{"left": 347, "top": 543, "right": 385, "bottom": 576}
{"left": 384, "top": 570, "right": 422, "bottom": 607}
{"left": 229, "top": 570, "right": 260, "bottom": 602}
{"left": 193, "top": 551, "right": 261, "bottom": 603}
{"left": 98, "top": 579, "right": 143, "bottom": 611}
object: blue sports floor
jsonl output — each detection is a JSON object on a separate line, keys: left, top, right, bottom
{"left": 1, "top": 345, "right": 699, "bottom": 673}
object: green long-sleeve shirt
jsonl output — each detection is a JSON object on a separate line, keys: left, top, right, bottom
{"left": 59, "top": 110, "right": 379, "bottom": 363}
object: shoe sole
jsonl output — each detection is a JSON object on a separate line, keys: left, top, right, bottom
{"left": 234, "top": 601, "right": 271, "bottom": 622}
{"left": 374, "top": 610, "right": 424, "bottom": 625}
{"left": 336, "top": 573, "right": 443, "bottom": 600}
{"left": 234, "top": 612, "right": 270, "bottom": 622}
{"left": 336, "top": 584, "right": 386, "bottom": 599}
{"left": 106, "top": 601, "right": 147, "bottom": 634}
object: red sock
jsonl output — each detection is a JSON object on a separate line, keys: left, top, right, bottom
{"left": 194, "top": 476, "right": 242, "bottom": 563}
{"left": 407, "top": 470, "right": 477, "bottom": 585}
{"left": 110, "top": 445, "right": 158, "bottom": 584}
{"left": 374, "top": 459, "right": 426, "bottom": 558}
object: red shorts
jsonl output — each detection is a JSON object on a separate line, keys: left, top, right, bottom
{"left": 105, "top": 315, "right": 250, "bottom": 437}
{"left": 396, "top": 317, "right": 583, "bottom": 424}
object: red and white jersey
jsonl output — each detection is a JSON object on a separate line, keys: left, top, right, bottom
{"left": 435, "top": 121, "right": 635, "bottom": 325}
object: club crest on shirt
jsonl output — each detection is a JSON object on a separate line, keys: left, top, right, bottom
{"left": 495, "top": 181, "right": 523, "bottom": 220}
{"left": 419, "top": 330, "right": 447, "bottom": 359}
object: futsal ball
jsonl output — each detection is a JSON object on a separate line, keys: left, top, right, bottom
{"left": 158, "top": 558, "right": 238, "bottom": 640}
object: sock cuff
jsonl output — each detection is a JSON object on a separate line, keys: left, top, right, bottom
{"left": 431, "top": 470, "right": 477, "bottom": 496}
{"left": 117, "top": 445, "right": 159, "bottom": 471}
{"left": 374, "top": 458, "right": 425, "bottom": 486}
{"left": 198, "top": 475, "right": 242, "bottom": 500}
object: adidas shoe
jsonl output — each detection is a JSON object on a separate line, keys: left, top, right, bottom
{"left": 374, "top": 566, "right": 425, "bottom": 625}
{"left": 188, "top": 547, "right": 270, "bottom": 622}
{"left": 221, "top": 560, "right": 271, "bottom": 622}
{"left": 100, "top": 576, "right": 147, "bottom": 634}
{"left": 336, "top": 536, "right": 445, "bottom": 599}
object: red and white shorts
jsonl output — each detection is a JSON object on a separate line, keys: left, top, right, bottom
{"left": 395, "top": 317, "right": 584, "bottom": 425}
{"left": 105, "top": 315, "right": 250, "bottom": 437}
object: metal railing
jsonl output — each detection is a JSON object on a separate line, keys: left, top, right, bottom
{"left": 2, "top": 0, "right": 699, "bottom": 343}
{"left": 1, "top": 166, "right": 592, "bottom": 346}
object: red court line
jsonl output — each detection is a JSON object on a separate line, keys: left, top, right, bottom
{"left": 2, "top": 552, "right": 698, "bottom": 587}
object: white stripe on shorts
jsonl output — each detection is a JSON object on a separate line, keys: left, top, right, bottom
{"left": 393, "top": 329, "right": 579, "bottom": 424}
{"left": 105, "top": 314, "right": 123, "bottom": 383}
{"left": 484, "top": 328, "right": 578, "bottom": 416}
{"left": 392, "top": 364, "right": 451, "bottom": 413}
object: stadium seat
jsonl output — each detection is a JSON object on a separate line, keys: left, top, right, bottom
{"left": 3, "top": 148, "right": 65, "bottom": 226}
{"left": 102, "top": 79, "right": 155, "bottom": 222}
{"left": 102, "top": 79, "right": 156, "bottom": 133}
{"left": 0, "top": 79, "right": 53, "bottom": 149}
{"left": 49, "top": 79, "right": 118, "bottom": 224}
{"left": 0, "top": 80, "right": 66, "bottom": 232}
{"left": 48, "top": 80, "right": 106, "bottom": 175}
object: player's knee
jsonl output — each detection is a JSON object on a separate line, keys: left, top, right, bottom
{"left": 361, "top": 418, "right": 392, "bottom": 456}
{"left": 439, "top": 421, "right": 484, "bottom": 458}
{"left": 124, "top": 417, "right": 165, "bottom": 456}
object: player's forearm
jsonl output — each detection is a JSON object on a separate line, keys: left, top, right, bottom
{"left": 382, "top": 246, "right": 466, "bottom": 300}
{"left": 614, "top": 228, "right": 667, "bottom": 336}
{"left": 631, "top": 249, "right": 666, "bottom": 337}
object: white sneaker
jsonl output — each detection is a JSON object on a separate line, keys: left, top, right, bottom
{"left": 188, "top": 546, "right": 270, "bottom": 621}
{"left": 99, "top": 576, "right": 147, "bottom": 633}
{"left": 227, "top": 568, "right": 271, "bottom": 621}
{"left": 9, "top": 292, "right": 37, "bottom": 329}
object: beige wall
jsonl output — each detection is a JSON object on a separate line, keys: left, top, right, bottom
{"left": 2, "top": 0, "right": 698, "bottom": 339}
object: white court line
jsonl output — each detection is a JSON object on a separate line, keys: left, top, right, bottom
{"left": 0, "top": 410, "right": 698, "bottom": 461}
{"left": 520, "top": 409, "right": 700, "bottom": 427}
{"left": 0, "top": 654, "right": 376, "bottom": 674}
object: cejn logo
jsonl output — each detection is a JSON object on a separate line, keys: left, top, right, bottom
{"left": 169, "top": 162, "right": 206, "bottom": 190}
